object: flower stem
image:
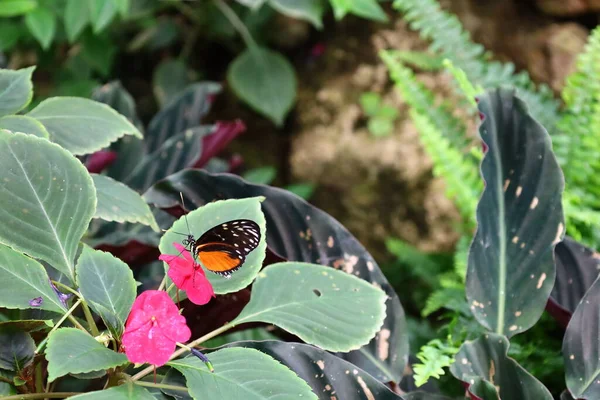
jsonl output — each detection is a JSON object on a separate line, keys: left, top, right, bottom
{"left": 213, "top": 0, "right": 258, "bottom": 49}
{"left": 157, "top": 275, "right": 167, "bottom": 291}
{"left": 130, "top": 321, "right": 235, "bottom": 381}
{"left": 135, "top": 381, "right": 188, "bottom": 392}
{"left": 80, "top": 299, "right": 100, "bottom": 337}
{"left": 36, "top": 299, "right": 83, "bottom": 354}
{"left": 2, "top": 393, "right": 80, "bottom": 400}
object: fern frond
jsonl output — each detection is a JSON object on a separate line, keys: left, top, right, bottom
{"left": 413, "top": 338, "right": 460, "bottom": 387}
{"left": 393, "top": 0, "right": 560, "bottom": 134}
{"left": 442, "top": 59, "right": 483, "bottom": 108}
{"left": 408, "top": 108, "right": 481, "bottom": 229}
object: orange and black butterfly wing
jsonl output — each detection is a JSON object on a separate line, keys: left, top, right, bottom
{"left": 193, "top": 219, "right": 261, "bottom": 278}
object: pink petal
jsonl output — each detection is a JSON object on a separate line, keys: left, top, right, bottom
{"left": 183, "top": 268, "right": 215, "bottom": 305}
{"left": 122, "top": 322, "right": 177, "bottom": 367}
{"left": 158, "top": 313, "right": 192, "bottom": 343}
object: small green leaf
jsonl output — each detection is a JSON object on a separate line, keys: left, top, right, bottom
{"left": 284, "top": 182, "right": 315, "bottom": 200}
{"left": 0, "top": 0, "right": 37, "bottom": 16}
{"left": 0, "top": 244, "right": 65, "bottom": 313}
{"left": 89, "top": 0, "right": 118, "bottom": 33}
{"left": 24, "top": 7, "right": 56, "bottom": 50}
{"left": 0, "top": 115, "right": 49, "bottom": 138}
{"left": 228, "top": 47, "right": 296, "bottom": 126}
{"left": 330, "top": 0, "right": 387, "bottom": 21}
{"left": 169, "top": 348, "right": 317, "bottom": 400}
{"left": 69, "top": 384, "right": 155, "bottom": 400}
{"left": 0, "top": 131, "right": 96, "bottom": 281}
{"left": 233, "top": 262, "right": 386, "bottom": 352}
{"left": 0, "top": 21, "right": 23, "bottom": 51}
{"left": 269, "top": 0, "right": 324, "bottom": 29}
{"left": 368, "top": 117, "right": 393, "bottom": 137}
{"left": 80, "top": 32, "right": 117, "bottom": 77}
{"left": 76, "top": 246, "right": 136, "bottom": 338}
{"left": 0, "top": 329, "right": 35, "bottom": 371}
{"left": 91, "top": 174, "right": 158, "bottom": 231}
{"left": 360, "top": 92, "right": 381, "bottom": 116}
{"left": 159, "top": 198, "right": 267, "bottom": 296}
{"left": 46, "top": 328, "right": 128, "bottom": 382}
{"left": 242, "top": 166, "right": 277, "bottom": 185}
{"left": 0, "top": 66, "right": 34, "bottom": 117}
{"left": 28, "top": 97, "right": 142, "bottom": 156}
{"left": 235, "top": 0, "right": 266, "bottom": 9}
{"left": 153, "top": 59, "right": 191, "bottom": 108}
{"left": 378, "top": 105, "right": 399, "bottom": 119}
{"left": 64, "top": 0, "right": 90, "bottom": 42}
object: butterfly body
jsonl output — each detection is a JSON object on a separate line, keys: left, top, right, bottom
{"left": 184, "top": 219, "right": 261, "bottom": 278}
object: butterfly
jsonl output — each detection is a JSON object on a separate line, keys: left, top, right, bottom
{"left": 181, "top": 219, "right": 261, "bottom": 278}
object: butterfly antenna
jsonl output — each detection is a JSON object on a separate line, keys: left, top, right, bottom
{"left": 180, "top": 192, "right": 192, "bottom": 237}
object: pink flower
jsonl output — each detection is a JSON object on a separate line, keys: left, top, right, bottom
{"left": 121, "top": 290, "right": 191, "bottom": 366}
{"left": 159, "top": 243, "right": 215, "bottom": 305}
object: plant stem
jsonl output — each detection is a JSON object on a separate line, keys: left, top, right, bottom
{"left": 34, "top": 362, "right": 43, "bottom": 393}
{"left": 2, "top": 393, "right": 80, "bottom": 400}
{"left": 130, "top": 321, "right": 235, "bottom": 381}
{"left": 80, "top": 300, "right": 100, "bottom": 337}
{"left": 135, "top": 381, "right": 188, "bottom": 392}
{"left": 213, "top": 0, "right": 258, "bottom": 49}
{"left": 35, "top": 299, "right": 82, "bottom": 354}
{"left": 157, "top": 275, "right": 167, "bottom": 291}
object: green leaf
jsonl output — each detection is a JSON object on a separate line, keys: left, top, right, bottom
{"left": 153, "top": 59, "right": 191, "bottom": 108}
{"left": 0, "top": 66, "right": 34, "bottom": 117}
{"left": 0, "top": 0, "right": 37, "bottom": 16}
{"left": 268, "top": 0, "right": 324, "bottom": 29}
{"left": 228, "top": 47, "right": 296, "bottom": 126}
{"left": 46, "top": 327, "right": 128, "bottom": 382}
{"left": 563, "top": 274, "right": 600, "bottom": 398}
{"left": 467, "top": 88, "right": 564, "bottom": 337}
{"left": 0, "top": 244, "right": 65, "bottom": 313}
{"left": 0, "top": 319, "right": 53, "bottom": 332}
{"left": 0, "top": 21, "right": 23, "bottom": 51}
{"left": 91, "top": 174, "right": 158, "bottom": 231}
{"left": 80, "top": 32, "right": 117, "bottom": 77}
{"left": 159, "top": 197, "right": 267, "bottom": 296}
{"left": 75, "top": 246, "right": 136, "bottom": 337}
{"left": 0, "top": 328, "right": 35, "bottom": 371}
{"left": 28, "top": 97, "right": 142, "bottom": 156}
{"left": 236, "top": 0, "right": 266, "bottom": 9}
{"left": 0, "top": 115, "right": 49, "bottom": 138}
{"left": 330, "top": 0, "right": 387, "bottom": 21}
{"left": 69, "top": 384, "right": 155, "bottom": 400}
{"left": 450, "top": 334, "right": 552, "bottom": 400}
{"left": 233, "top": 262, "right": 386, "bottom": 352}
{"left": 368, "top": 117, "right": 393, "bottom": 137}
{"left": 228, "top": 341, "right": 405, "bottom": 399}
{"left": 169, "top": 348, "right": 317, "bottom": 400}
{"left": 0, "top": 131, "right": 96, "bottom": 281}
{"left": 284, "top": 182, "right": 315, "bottom": 200}
{"left": 360, "top": 92, "right": 381, "bottom": 116}
{"left": 24, "top": 6, "right": 56, "bottom": 50}
{"left": 64, "top": 0, "right": 90, "bottom": 42}
{"left": 89, "top": 0, "right": 118, "bottom": 33}
{"left": 242, "top": 166, "right": 276, "bottom": 185}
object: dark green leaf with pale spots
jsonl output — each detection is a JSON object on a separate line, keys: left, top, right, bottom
{"left": 0, "top": 131, "right": 96, "bottom": 281}
{"left": 467, "top": 88, "right": 564, "bottom": 337}
{"left": 563, "top": 275, "right": 600, "bottom": 398}
{"left": 27, "top": 97, "right": 143, "bottom": 156}
{"left": 0, "top": 115, "right": 49, "bottom": 138}
{"left": 0, "top": 244, "right": 65, "bottom": 313}
{"left": 0, "top": 328, "right": 35, "bottom": 370}
{"left": 68, "top": 383, "right": 155, "bottom": 399}
{"left": 143, "top": 169, "right": 409, "bottom": 383}
{"left": 46, "top": 328, "right": 128, "bottom": 381}
{"left": 404, "top": 393, "right": 453, "bottom": 400}
{"left": 75, "top": 246, "right": 136, "bottom": 337}
{"left": 168, "top": 347, "right": 317, "bottom": 400}
{"left": 227, "top": 341, "right": 405, "bottom": 399}
{"left": 549, "top": 237, "right": 600, "bottom": 326}
{"left": 0, "top": 66, "right": 34, "bottom": 117}
{"left": 160, "top": 197, "right": 266, "bottom": 295}
{"left": 449, "top": 333, "right": 552, "bottom": 400}
{"left": 233, "top": 262, "right": 386, "bottom": 352}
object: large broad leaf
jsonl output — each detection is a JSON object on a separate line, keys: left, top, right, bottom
{"left": 548, "top": 237, "right": 600, "bottom": 327}
{"left": 91, "top": 173, "right": 159, "bottom": 230}
{"left": 563, "top": 275, "right": 600, "bottom": 398}
{"left": 467, "top": 88, "right": 564, "bottom": 337}
{"left": 232, "top": 262, "right": 386, "bottom": 352}
{"left": 0, "top": 131, "right": 96, "bottom": 281}
{"left": 0, "top": 244, "right": 65, "bottom": 313}
{"left": 449, "top": 333, "right": 552, "bottom": 400}
{"left": 0, "top": 66, "right": 34, "bottom": 117}
{"left": 144, "top": 169, "right": 409, "bottom": 382}
{"left": 0, "top": 328, "right": 35, "bottom": 370}
{"left": 228, "top": 340, "right": 405, "bottom": 399}
{"left": 75, "top": 246, "right": 136, "bottom": 337}
{"left": 69, "top": 383, "right": 154, "bottom": 400}
{"left": 168, "top": 347, "right": 317, "bottom": 400}
{"left": 46, "top": 327, "right": 128, "bottom": 381}
{"left": 24, "top": 6, "right": 56, "bottom": 50}
{"left": 91, "top": 81, "right": 143, "bottom": 130}
{"left": 159, "top": 197, "right": 267, "bottom": 295}
{"left": 27, "top": 97, "right": 142, "bottom": 156}
{"left": 0, "top": 115, "right": 49, "bottom": 138}
{"left": 268, "top": 0, "right": 324, "bottom": 29}
{"left": 228, "top": 47, "right": 296, "bottom": 127}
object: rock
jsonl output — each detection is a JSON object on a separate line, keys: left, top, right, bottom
{"left": 534, "top": 0, "right": 600, "bottom": 16}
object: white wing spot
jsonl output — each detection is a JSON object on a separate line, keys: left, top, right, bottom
{"left": 512, "top": 236, "right": 519, "bottom": 244}
{"left": 553, "top": 223, "right": 564, "bottom": 245}
{"left": 536, "top": 273, "right": 547, "bottom": 289}
{"left": 530, "top": 197, "right": 539, "bottom": 209}
{"left": 503, "top": 179, "right": 510, "bottom": 192}
{"left": 515, "top": 186, "right": 522, "bottom": 197}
